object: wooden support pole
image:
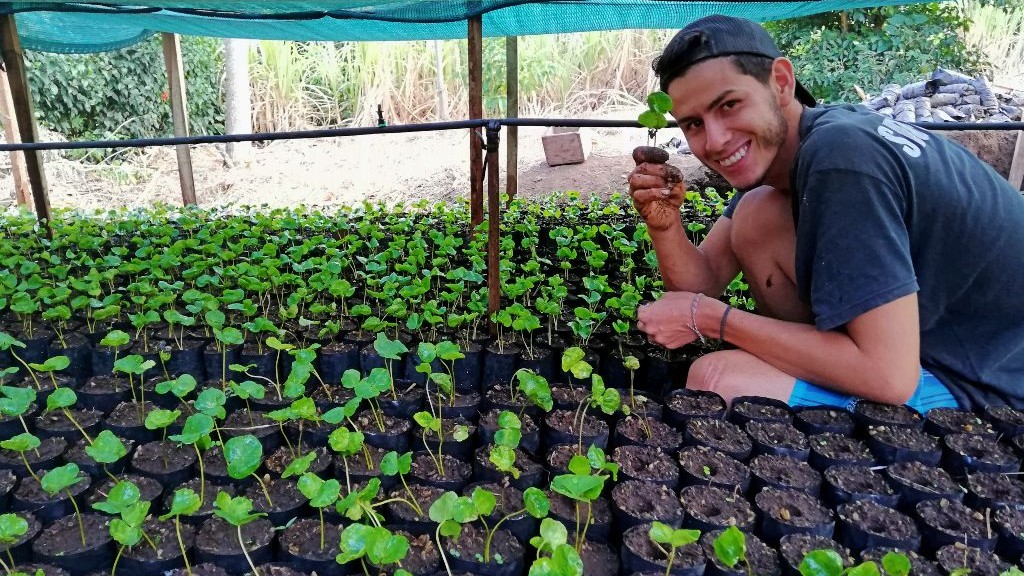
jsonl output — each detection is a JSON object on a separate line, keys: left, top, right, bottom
{"left": 0, "top": 66, "right": 30, "bottom": 207}
{"left": 505, "top": 36, "right": 518, "bottom": 201}
{"left": 0, "top": 14, "right": 51, "bottom": 227}
{"left": 161, "top": 32, "right": 197, "bottom": 206}
{"left": 1009, "top": 130, "right": 1024, "bottom": 192}
{"left": 468, "top": 16, "right": 484, "bottom": 229}
{"left": 485, "top": 123, "right": 501, "bottom": 331}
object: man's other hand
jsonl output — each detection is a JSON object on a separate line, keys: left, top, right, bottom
{"left": 629, "top": 146, "right": 686, "bottom": 232}
{"left": 636, "top": 291, "right": 700, "bottom": 349}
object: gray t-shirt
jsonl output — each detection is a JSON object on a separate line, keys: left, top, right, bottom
{"left": 726, "top": 104, "right": 1024, "bottom": 410}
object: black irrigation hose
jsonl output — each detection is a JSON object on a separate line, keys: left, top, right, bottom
{"left": 0, "top": 117, "right": 1021, "bottom": 152}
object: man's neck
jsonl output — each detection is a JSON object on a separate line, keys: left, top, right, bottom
{"left": 762, "top": 105, "right": 806, "bottom": 192}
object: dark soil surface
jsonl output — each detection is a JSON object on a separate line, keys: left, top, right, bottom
{"left": 14, "top": 471, "right": 91, "bottom": 504}
{"left": 794, "top": 407, "right": 855, "bottom": 435}
{"left": 131, "top": 440, "right": 196, "bottom": 475}
{"left": 855, "top": 401, "right": 922, "bottom": 427}
{"left": 611, "top": 480, "right": 682, "bottom": 523}
{"left": 196, "top": 517, "right": 274, "bottom": 555}
{"left": 685, "top": 418, "right": 751, "bottom": 460}
{"left": 809, "top": 433, "right": 873, "bottom": 465}
{"left": 548, "top": 490, "right": 612, "bottom": 526}
{"left": 546, "top": 443, "right": 582, "bottom": 475}
{"left": 35, "top": 407, "right": 103, "bottom": 436}
{"left": 106, "top": 401, "right": 155, "bottom": 428}
{"left": 615, "top": 415, "right": 682, "bottom": 451}
{"left": 926, "top": 407, "right": 996, "bottom": 436}
{"left": 467, "top": 480, "right": 524, "bottom": 518}
{"left": 387, "top": 483, "right": 444, "bottom": 523}
{"left": 916, "top": 498, "right": 991, "bottom": 540}
{"left": 935, "top": 544, "right": 1010, "bottom": 576}
{"left": 677, "top": 445, "right": 750, "bottom": 490}
{"left": 446, "top": 524, "right": 523, "bottom": 566}
{"left": 410, "top": 452, "right": 471, "bottom": 483}
{"left": 886, "top": 461, "right": 962, "bottom": 495}
{"left": 87, "top": 474, "right": 163, "bottom": 507}
{"left": 945, "top": 433, "right": 1020, "bottom": 466}
{"left": 392, "top": 531, "right": 440, "bottom": 575}
{"left": 867, "top": 425, "right": 939, "bottom": 451}
{"left": 666, "top": 390, "right": 727, "bottom": 420}
{"left": 824, "top": 465, "right": 896, "bottom": 499}
{"left": 124, "top": 517, "right": 194, "bottom": 561}
{"left": 746, "top": 421, "right": 808, "bottom": 451}
{"left": 551, "top": 384, "right": 590, "bottom": 407}
{"left": 778, "top": 534, "right": 854, "bottom": 570}
{"left": 545, "top": 409, "right": 608, "bottom": 437}
{"left": 79, "top": 375, "right": 130, "bottom": 395}
{"left": 614, "top": 444, "right": 679, "bottom": 485}
{"left": 1, "top": 434, "right": 65, "bottom": 470}
{"left": 750, "top": 454, "right": 821, "bottom": 493}
{"left": 32, "top": 513, "right": 111, "bottom": 556}
{"left": 860, "top": 547, "right": 940, "bottom": 576}
{"left": 679, "top": 484, "right": 756, "bottom": 530}
{"left": 837, "top": 499, "right": 918, "bottom": 540}
{"left": 986, "top": 405, "right": 1024, "bottom": 434}
{"left": 967, "top": 472, "right": 1024, "bottom": 506}
{"left": 731, "top": 398, "right": 791, "bottom": 424}
{"left": 278, "top": 517, "right": 341, "bottom": 560}
{"left": 264, "top": 446, "right": 332, "bottom": 476}
{"left": 247, "top": 476, "right": 305, "bottom": 516}
{"left": 755, "top": 487, "right": 833, "bottom": 528}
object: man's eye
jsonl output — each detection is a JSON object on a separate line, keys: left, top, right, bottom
{"left": 684, "top": 120, "right": 703, "bottom": 131}
{"left": 723, "top": 100, "right": 739, "bottom": 109}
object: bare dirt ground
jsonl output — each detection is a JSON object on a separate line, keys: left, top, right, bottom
{"left": 0, "top": 122, "right": 1015, "bottom": 213}
{"left": 0, "top": 120, "right": 716, "bottom": 212}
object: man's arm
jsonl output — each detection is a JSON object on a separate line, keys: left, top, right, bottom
{"left": 698, "top": 293, "right": 921, "bottom": 405}
{"left": 629, "top": 160, "right": 741, "bottom": 296}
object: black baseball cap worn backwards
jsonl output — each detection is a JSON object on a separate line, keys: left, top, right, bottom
{"left": 657, "top": 14, "right": 817, "bottom": 107}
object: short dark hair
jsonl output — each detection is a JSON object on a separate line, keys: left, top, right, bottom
{"left": 654, "top": 53, "right": 775, "bottom": 93}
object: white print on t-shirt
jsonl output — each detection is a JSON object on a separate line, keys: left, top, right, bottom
{"left": 876, "top": 117, "right": 930, "bottom": 158}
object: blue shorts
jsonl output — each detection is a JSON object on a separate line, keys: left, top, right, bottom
{"left": 789, "top": 368, "right": 958, "bottom": 414}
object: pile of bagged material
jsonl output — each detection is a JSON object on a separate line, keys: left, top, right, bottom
{"left": 862, "top": 68, "right": 1023, "bottom": 123}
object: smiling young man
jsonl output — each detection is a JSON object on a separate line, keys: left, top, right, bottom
{"left": 629, "top": 15, "right": 1024, "bottom": 411}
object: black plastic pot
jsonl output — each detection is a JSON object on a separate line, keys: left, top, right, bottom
{"left": 728, "top": 396, "right": 793, "bottom": 427}
{"left": 446, "top": 526, "right": 525, "bottom": 576}
{"left": 129, "top": 440, "right": 197, "bottom": 487}
{"left": 885, "top": 461, "right": 964, "bottom": 513}
{"left": 194, "top": 517, "right": 275, "bottom": 574}
{"left": 852, "top": 401, "right": 924, "bottom": 433}
{"left": 821, "top": 465, "right": 899, "bottom": 509}
{"left": 543, "top": 409, "right": 609, "bottom": 452}
{"left": 436, "top": 391, "right": 482, "bottom": 422}
{"left": 835, "top": 499, "right": 920, "bottom": 554}
{"left": 471, "top": 446, "right": 544, "bottom": 492}
{"left": 0, "top": 436, "right": 66, "bottom": 477}
{"left": 916, "top": 498, "right": 997, "bottom": 555}
{"left": 31, "top": 513, "right": 114, "bottom": 576}
{"left": 941, "top": 432, "right": 1021, "bottom": 476}
{"left": 408, "top": 452, "right": 472, "bottom": 492}
{"left": 611, "top": 480, "right": 683, "bottom": 532}
{"left": 985, "top": 405, "right": 1024, "bottom": 437}
{"left": 75, "top": 375, "right": 132, "bottom": 412}
{"left": 162, "top": 339, "right": 206, "bottom": 380}
{"left": 518, "top": 347, "right": 556, "bottom": 381}
{"left": 746, "top": 420, "right": 810, "bottom": 461}
{"left": 677, "top": 445, "right": 751, "bottom": 493}
{"left": 793, "top": 406, "right": 855, "bottom": 436}
{"left": 414, "top": 418, "right": 476, "bottom": 460}
{"left": 620, "top": 523, "right": 706, "bottom": 576}
{"left": 275, "top": 517, "right": 347, "bottom": 576}
{"left": 119, "top": 517, "right": 194, "bottom": 575}
{"left": 477, "top": 409, "right": 540, "bottom": 455}
{"left": 755, "top": 487, "right": 834, "bottom": 546}
{"left": 679, "top": 484, "right": 756, "bottom": 533}
{"left": 452, "top": 341, "right": 483, "bottom": 394}
{"left": 865, "top": 425, "right": 941, "bottom": 466}
{"left": 0, "top": 510, "right": 40, "bottom": 564}
{"left": 360, "top": 415, "right": 411, "bottom": 452}
{"left": 202, "top": 344, "right": 241, "bottom": 384}
{"left": 318, "top": 341, "right": 361, "bottom": 385}
{"left": 48, "top": 332, "right": 92, "bottom": 384}
{"left": 481, "top": 343, "right": 521, "bottom": 391}
{"left": 89, "top": 341, "right": 132, "bottom": 377}
{"left": 683, "top": 418, "right": 751, "bottom": 462}
{"left": 379, "top": 380, "right": 426, "bottom": 420}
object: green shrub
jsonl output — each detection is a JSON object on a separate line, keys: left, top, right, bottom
{"left": 766, "top": 4, "right": 990, "bottom": 104}
{"left": 25, "top": 35, "right": 224, "bottom": 161}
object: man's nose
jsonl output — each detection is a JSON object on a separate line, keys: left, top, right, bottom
{"left": 704, "top": 119, "right": 729, "bottom": 155}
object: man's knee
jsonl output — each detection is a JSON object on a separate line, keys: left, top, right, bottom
{"left": 686, "top": 349, "right": 796, "bottom": 404}
{"left": 687, "top": 351, "right": 732, "bottom": 395}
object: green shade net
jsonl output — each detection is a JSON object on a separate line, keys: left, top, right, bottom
{"left": 7, "top": 0, "right": 930, "bottom": 53}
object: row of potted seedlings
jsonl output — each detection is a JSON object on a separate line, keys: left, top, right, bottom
{"left": 5, "top": 330, "right": 1024, "bottom": 576}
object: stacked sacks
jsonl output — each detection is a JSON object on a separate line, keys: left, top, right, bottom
{"left": 863, "top": 68, "right": 1023, "bottom": 123}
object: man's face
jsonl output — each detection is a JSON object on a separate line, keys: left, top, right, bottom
{"left": 666, "top": 57, "right": 788, "bottom": 190}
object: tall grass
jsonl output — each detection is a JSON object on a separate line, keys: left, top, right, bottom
{"left": 246, "top": 30, "right": 673, "bottom": 130}
{"left": 962, "top": 0, "right": 1024, "bottom": 89}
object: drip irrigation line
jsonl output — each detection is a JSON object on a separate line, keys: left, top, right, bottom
{"left": 1, "top": 117, "right": 1021, "bottom": 152}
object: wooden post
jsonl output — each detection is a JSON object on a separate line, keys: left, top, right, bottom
{"left": 1009, "top": 130, "right": 1024, "bottom": 192}
{"left": 0, "top": 14, "right": 51, "bottom": 226}
{"left": 468, "top": 16, "right": 484, "bottom": 229}
{"left": 505, "top": 36, "right": 518, "bottom": 201}
{"left": 0, "top": 67, "right": 30, "bottom": 207}
{"left": 161, "top": 32, "right": 197, "bottom": 205}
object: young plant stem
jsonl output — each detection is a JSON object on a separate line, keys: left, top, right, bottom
{"left": 435, "top": 524, "right": 455, "bottom": 576}
{"left": 237, "top": 525, "right": 261, "bottom": 576}
{"left": 483, "top": 508, "right": 524, "bottom": 563}
{"left": 399, "top": 473, "right": 423, "bottom": 516}
{"left": 574, "top": 502, "right": 582, "bottom": 553}
{"left": 318, "top": 507, "right": 325, "bottom": 550}
{"left": 63, "top": 409, "right": 94, "bottom": 445}
{"left": 20, "top": 453, "right": 40, "bottom": 484}
{"left": 67, "top": 490, "right": 86, "bottom": 547}
{"left": 580, "top": 503, "right": 593, "bottom": 549}
{"left": 193, "top": 445, "right": 205, "bottom": 504}
{"left": 18, "top": 417, "right": 40, "bottom": 458}
{"left": 175, "top": 517, "right": 193, "bottom": 576}
{"left": 11, "top": 352, "right": 41, "bottom": 390}
{"left": 663, "top": 548, "right": 675, "bottom": 576}
{"left": 111, "top": 545, "right": 124, "bottom": 576}
{"left": 252, "top": 474, "right": 274, "bottom": 508}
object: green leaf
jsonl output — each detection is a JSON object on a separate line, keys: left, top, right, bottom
{"left": 212, "top": 492, "right": 265, "bottom": 527}
{"left": 647, "top": 90, "right": 673, "bottom": 113}
{"left": 847, "top": 561, "right": 880, "bottom": 576}
{"left": 98, "top": 329, "right": 129, "bottom": 348}
{"left": 45, "top": 387, "right": 77, "bottom": 412}
{"left": 159, "top": 488, "right": 202, "bottom": 519}
{"left": 297, "top": 473, "right": 341, "bottom": 508}
{"left": 497, "top": 410, "right": 521, "bottom": 430}
{"left": 881, "top": 552, "right": 911, "bottom": 576}
{"left": 84, "top": 430, "right": 128, "bottom": 464}
{"left": 373, "top": 332, "right": 408, "bottom": 360}
{"left": 31, "top": 356, "right": 70, "bottom": 373}
{"left": 367, "top": 528, "right": 409, "bottom": 565}
{"left": 110, "top": 518, "right": 143, "bottom": 547}
{"left": 194, "top": 388, "right": 226, "bottom": 419}
{"left": 168, "top": 413, "right": 214, "bottom": 445}
{"left": 551, "top": 473, "right": 605, "bottom": 503}
{"left": 0, "top": 513, "right": 29, "bottom": 543}
{"left": 567, "top": 455, "right": 590, "bottom": 476}
{"left": 281, "top": 452, "right": 316, "bottom": 479}
{"left": 799, "top": 549, "right": 845, "bottom": 576}
{"left": 337, "top": 522, "right": 374, "bottom": 563}
{"left": 91, "top": 480, "right": 140, "bottom": 515}
{"left": 713, "top": 525, "right": 746, "bottom": 568}
{"left": 523, "top": 487, "right": 549, "bottom": 519}
{"left": 649, "top": 521, "right": 674, "bottom": 544}
{"left": 1, "top": 432, "right": 40, "bottom": 452}
{"left": 40, "top": 463, "right": 84, "bottom": 496}
{"left": 560, "top": 347, "right": 585, "bottom": 373}
{"left": 538, "top": 517, "right": 567, "bottom": 549}
{"left": 471, "top": 487, "right": 496, "bottom": 517}
{"left": 144, "top": 408, "right": 181, "bottom": 431}
{"left": 637, "top": 109, "right": 668, "bottom": 130}
{"left": 328, "top": 427, "right": 364, "bottom": 456}
{"left": 0, "top": 385, "right": 35, "bottom": 417}
{"left": 670, "top": 528, "right": 701, "bottom": 548}
{"left": 0, "top": 332, "right": 25, "bottom": 351}
{"left": 223, "top": 435, "right": 263, "bottom": 480}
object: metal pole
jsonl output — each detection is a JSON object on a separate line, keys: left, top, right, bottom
{"left": 505, "top": 36, "right": 518, "bottom": 201}
{"left": 485, "top": 121, "right": 502, "bottom": 334}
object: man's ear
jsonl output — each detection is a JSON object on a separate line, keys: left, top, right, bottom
{"left": 770, "top": 57, "right": 798, "bottom": 107}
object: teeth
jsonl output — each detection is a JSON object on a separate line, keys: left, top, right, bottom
{"left": 719, "top": 144, "right": 748, "bottom": 168}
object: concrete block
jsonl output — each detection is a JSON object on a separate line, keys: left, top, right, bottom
{"left": 542, "top": 127, "right": 592, "bottom": 166}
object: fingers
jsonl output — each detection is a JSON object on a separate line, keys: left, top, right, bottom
{"left": 633, "top": 162, "right": 684, "bottom": 183}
